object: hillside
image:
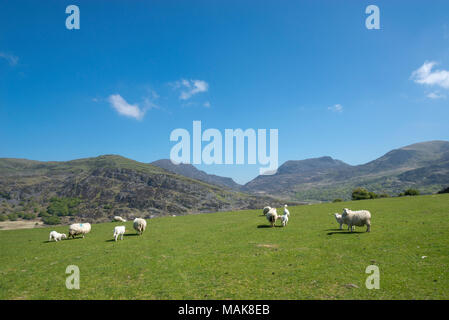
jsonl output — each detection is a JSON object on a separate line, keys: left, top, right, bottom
{"left": 151, "top": 159, "right": 241, "bottom": 190}
{"left": 243, "top": 141, "right": 449, "bottom": 201}
{"left": 0, "top": 155, "right": 286, "bottom": 224}
{"left": 1, "top": 194, "right": 448, "bottom": 299}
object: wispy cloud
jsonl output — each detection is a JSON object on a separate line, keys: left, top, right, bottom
{"left": 203, "top": 101, "right": 211, "bottom": 108}
{"left": 411, "top": 61, "right": 449, "bottom": 89}
{"left": 427, "top": 91, "right": 446, "bottom": 99}
{"left": 171, "top": 79, "right": 209, "bottom": 100}
{"left": 0, "top": 52, "right": 19, "bottom": 66}
{"left": 328, "top": 104, "right": 343, "bottom": 113}
{"left": 108, "top": 94, "right": 146, "bottom": 120}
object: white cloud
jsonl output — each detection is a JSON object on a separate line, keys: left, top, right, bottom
{"left": 427, "top": 92, "right": 446, "bottom": 99}
{"left": 203, "top": 101, "right": 211, "bottom": 108}
{"left": 328, "top": 104, "right": 343, "bottom": 113}
{"left": 172, "top": 79, "right": 209, "bottom": 100}
{"left": 108, "top": 94, "right": 146, "bottom": 120}
{"left": 411, "top": 61, "right": 449, "bottom": 89}
{"left": 0, "top": 52, "right": 19, "bottom": 66}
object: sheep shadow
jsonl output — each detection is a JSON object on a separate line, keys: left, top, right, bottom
{"left": 124, "top": 233, "right": 140, "bottom": 237}
{"left": 326, "top": 230, "right": 365, "bottom": 235}
{"left": 257, "top": 224, "right": 283, "bottom": 229}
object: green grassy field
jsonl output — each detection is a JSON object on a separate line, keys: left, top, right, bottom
{"left": 1, "top": 194, "right": 448, "bottom": 299}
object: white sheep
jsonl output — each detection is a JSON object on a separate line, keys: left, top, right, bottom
{"left": 280, "top": 213, "right": 289, "bottom": 227}
{"left": 283, "top": 204, "right": 290, "bottom": 217}
{"left": 334, "top": 213, "right": 354, "bottom": 231}
{"left": 133, "top": 218, "right": 147, "bottom": 235}
{"left": 68, "top": 223, "right": 91, "bottom": 239}
{"left": 113, "top": 226, "right": 126, "bottom": 241}
{"left": 266, "top": 208, "right": 279, "bottom": 227}
{"left": 113, "top": 216, "right": 127, "bottom": 222}
{"left": 49, "top": 231, "right": 67, "bottom": 242}
{"left": 341, "top": 208, "right": 371, "bottom": 232}
{"left": 263, "top": 206, "right": 271, "bottom": 215}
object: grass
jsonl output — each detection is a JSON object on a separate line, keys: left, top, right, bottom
{"left": 0, "top": 194, "right": 448, "bottom": 299}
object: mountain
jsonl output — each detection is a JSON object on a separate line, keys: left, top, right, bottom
{"left": 0, "top": 155, "right": 289, "bottom": 224}
{"left": 242, "top": 141, "right": 449, "bottom": 201}
{"left": 151, "top": 159, "right": 241, "bottom": 190}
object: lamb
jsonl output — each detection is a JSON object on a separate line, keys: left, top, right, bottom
{"left": 334, "top": 213, "right": 354, "bottom": 231}
{"left": 283, "top": 204, "right": 290, "bottom": 217}
{"left": 280, "top": 212, "right": 289, "bottom": 227}
{"left": 133, "top": 218, "right": 147, "bottom": 235}
{"left": 49, "top": 231, "right": 67, "bottom": 242}
{"left": 113, "top": 226, "right": 126, "bottom": 241}
{"left": 68, "top": 223, "right": 92, "bottom": 239}
{"left": 263, "top": 206, "right": 271, "bottom": 215}
{"left": 266, "top": 208, "right": 279, "bottom": 227}
{"left": 341, "top": 208, "right": 371, "bottom": 232}
{"left": 113, "top": 216, "right": 127, "bottom": 222}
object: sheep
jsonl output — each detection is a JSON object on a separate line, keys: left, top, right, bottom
{"left": 334, "top": 213, "right": 354, "bottom": 231}
{"left": 113, "top": 216, "right": 127, "bottom": 222}
{"left": 280, "top": 212, "right": 289, "bottom": 227}
{"left": 68, "top": 223, "right": 91, "bottom": 239}
{"left": 263, "top": 206, "right": 271, "bottom": 215}
{"left": 113, "top": 226, "right": 126, "bottom": 241}
{"left": 283, "top": 204, "right": 290, "bottom": 217}
{"left": 341, "top": 208, "right": 371, "bottom": 232}
{"left": 49, "top": 231, "right": 67, "bottom": 242}
{"left": 133, "top": 218, "right": 147, "bottom": 235}
{"left": 266, "top": 208, "right": 279, "bottom": 227}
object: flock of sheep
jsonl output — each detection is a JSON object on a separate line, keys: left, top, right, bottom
{"left": 263, "top": 205, "right": 372, "bottom": 232}
{"left": 48, "top": 205, "right": 372, "bottom": 242}
{"left": 48, "top": 217, "right": 147, "bottom": 242}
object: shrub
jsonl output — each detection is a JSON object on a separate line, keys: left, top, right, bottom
{"left": 7, "top": 213, "right": 18, "bottom": 221}
{"left": 352, "top": 188, "right": 371, "bottom": 200}
{"left": 404, "top": 189, "right": 420, "bottom": 196}
{"left": 23, "top": 213, "right": 36, "bottom": 220}
{"left": 0, "top": 215, "right": 7, "bottom": 221}
{"left": 38, "top": 210, "right": 50, "bottom": 217}
{"left": 332, "top": 198, "right": 343, "bottom": 203}
{"left": 437, "top": 187, "right": 449, "bottom": 194}
{"left": 42, "top": 216, "right": 61, "bottom": 225}
{"left": 378, "top": 193, "right": 390, "bottom": 198}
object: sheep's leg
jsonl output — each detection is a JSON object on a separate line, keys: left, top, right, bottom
{"left": 366, "top": 224, "right": 371, "bottom": 232}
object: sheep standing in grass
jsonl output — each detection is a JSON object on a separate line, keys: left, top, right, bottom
{"left": 334, "top": 213, "right": 354, "bottom": 231}
{"left": 283, "top": 204, "right": 290, "bottom": 217}
{"left": 49, "top": 231, "right": 67, "bottom": 242}
{"left": 266, "top": 208, "right": 279, "bottom": 227}
{"left": 113, "top": 216, "right": 127, "bottom": 222}
{"left": 280, "top": 212, "right": 289, "bottom": 227}
{"left": 113, "top": 226, "right": 126, "bottom": 241}
{"left": 341, "top": 208, "right": 371, "bottom": 232}
{"left": 133, "top": 218, "right": 147, "bottom": 235}
{"left": 68, "top": 223, "right": 91, "bottom": 239}
{"left": 263, "top": 206, "right": 271, "bottom": 215}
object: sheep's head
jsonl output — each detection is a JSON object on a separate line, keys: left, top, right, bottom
{"left": 284, "top": 204, "right": 288, "bottom": 208}
{"left": 342, "top": 208, "right": 350, "bottom": 216}
{"left": 334, "top": 213, "right": 340, "bottom": 218}
{"left": 61, "top": 234, "right": 67, "bottom": 239}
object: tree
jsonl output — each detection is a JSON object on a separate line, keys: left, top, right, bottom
{"left": 352, "top": 188, "right": 372, "bottom": 200}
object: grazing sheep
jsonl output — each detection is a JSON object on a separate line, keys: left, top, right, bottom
{"left": 263, "top": 206, "right": 271, "bottom": 215}
{"left": 113, "top": 226, "right": 126, "bottom": 241}
{"left": 341, "top": 208, "right": 371, "bottom": 232}
{"left": 133, "top": 218, "right": 147, "bottom": 235}
{"left": 113, "top": 216, "right": 127, "bottom": 222}
{"left": 68, "top": 223, "right": 91, "bottom": 239}
{"left": 283, "top": 204, "right": 290, "bottom": 217}
{"left": 266, "top": 208, "right": 279, "bottom": 227}
{"left": 49, "top": 231, "right": 67, "bottom": 242}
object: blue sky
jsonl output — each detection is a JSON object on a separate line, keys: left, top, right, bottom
{"left": 1, "top": 0, "right": 449, "bottom": 184}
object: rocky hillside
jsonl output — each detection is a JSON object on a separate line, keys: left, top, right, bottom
{"left": 151, "top": 159, "right": 241, "bottom": 190}
{"left": 0, "top": 155, "right": 289, "bottom": 224}
{"left": 242, "top": 141, "right": 449, "bottom": 201}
